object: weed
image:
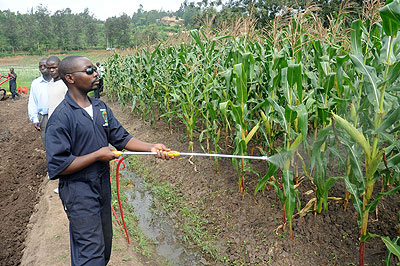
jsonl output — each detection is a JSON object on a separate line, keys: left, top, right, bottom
{"left": 56, "top": 254, "right": 68, "bottom": 260}
{"left": 122, "top": 256, "right": 133, "bottom": 261}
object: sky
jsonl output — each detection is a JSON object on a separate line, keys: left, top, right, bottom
{"left": 0, "top": 0, "right": 185, "bottom": 20}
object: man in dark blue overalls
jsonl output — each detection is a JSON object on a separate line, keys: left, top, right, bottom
{"left": 8, "top": 67, "right": 20, "bottom": 101}
{"left": 45, "top": 56, "right": 172, "bottom": 266}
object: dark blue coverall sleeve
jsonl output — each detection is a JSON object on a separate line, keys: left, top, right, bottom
{"left": 45, "top": 112, "right": 76, "bottom": 179}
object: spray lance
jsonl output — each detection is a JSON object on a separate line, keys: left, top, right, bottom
{"left": 112, "top": 150, "right": 286, "bottom": 166}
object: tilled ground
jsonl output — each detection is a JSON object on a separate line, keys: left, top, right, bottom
{"left": 0, "top": 94, "right": 47, "bottom": 266}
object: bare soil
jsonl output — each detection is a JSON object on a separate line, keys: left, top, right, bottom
{"left": 1, "top": 94, "right": 399, "bottom": 266}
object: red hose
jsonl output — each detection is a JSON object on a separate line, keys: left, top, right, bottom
{"left": 110, "top": 158, "right": 130, "bottom": 244}
{"left": 109, "top": 160, "right": 125, "bottom": 236}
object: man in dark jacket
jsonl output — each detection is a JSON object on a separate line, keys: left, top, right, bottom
{"left": 8, "top": 67, "right": 19, "bottom": 101}
{"left": 45, "top": 55, "right": 173, "bottom": 266}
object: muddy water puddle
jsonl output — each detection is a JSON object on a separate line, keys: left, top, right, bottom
{"left": 122, "top": 170, "right": 203, "bottom": 266}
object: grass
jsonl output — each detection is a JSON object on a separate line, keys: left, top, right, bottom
{"left": 0, "top": 49, "right": 114, "bottom": 91}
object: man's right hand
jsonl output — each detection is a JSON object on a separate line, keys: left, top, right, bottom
{"left": 34, "top": 123, "right": 40, "bottom": 131}
{"left": 96, "top": 147, "right": 120, "bottom": 162}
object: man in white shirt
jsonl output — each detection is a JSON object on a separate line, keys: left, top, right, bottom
{"left": 47, "top": 56, "right": 68, "bottom": 118}
{"left": 28, "top": 58, "right": 52, "bottom": 144}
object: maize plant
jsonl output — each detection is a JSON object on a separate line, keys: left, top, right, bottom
{"left": 103, "top": 2, "right": 400, "bottom": 261}
{"left": 221, "top": 59, "right": 261, "bottom": 197}
{"left": 330, "top": 2, "right": 400, "bottom": 265}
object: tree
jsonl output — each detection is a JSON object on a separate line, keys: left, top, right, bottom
{"left": 116, "top": 14, "right": 131, "bottom": 47}
{"left": 52, "top": 8, "right": 74, "bottom": 50}
{"left": 1, "top": 10, "right": 21, "bottom": 53}
{"left": 33, "top": 5, "right": 54, "bottom": 51}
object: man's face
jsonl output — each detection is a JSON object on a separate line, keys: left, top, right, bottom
{"left": 39, "top": 60, "right": 47, "bottom": 75}
{"left": 46, "top": 61, "right": 59, "bottom": 79}
{"left": 68, "top": 57, "right": 99, "bottom": 92}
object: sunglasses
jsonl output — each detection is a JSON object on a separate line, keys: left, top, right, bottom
{"left": 67, "top": 66, "right": 97, "bottom": 75}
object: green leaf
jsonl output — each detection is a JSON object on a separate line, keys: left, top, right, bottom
{"left": 336, "top": 55, "right": 349, "bottom": 95}
{"left": 219, "top": 101, "right": 231, "bottom": 117}
{"left": 285, "top": 105, "right": 298, "bottom": 124}
{"left": 344, "top": 144, "right": 365, "bottom": 187}
{"left": 387, "top": 152, "right": 400, "bottom": 167}
{"left": 289, "top": 133, "right": 303, "bottom": 153}
{"left": 268, "top": 98, "right": 288, "bottom": 132}
{"left": 385, "top": 61, "right": 400, "bottom": 86}
{"left": 292, "top": 104, "right": 308, "bottom": 138}
{"left": 376, "top": 105, "right": 400, "bottom": 133}
{"left": 344, "top": 177, "right": 363, "bottom": 224}
{"left": 255, "top": 163, "right": 278, "bottom": 196}
{"left": 324, "top": 73, "right": 336, "bottom": 95}
{"left": 380, "top": 1, "right": 400, "bottom": 37}
{"left": 384, "top": 236, "right": 400, "bottom": 265}
{"left": 381, "top": 236, "right": 400, "bottom": 258}
{"left": 283, "top": 170, "right": 296, "bottom": 234}
{"left": 287, "top": 63, "right": 303, "bottom": 100}
{"left": 367, "top": 185, "right": 400, "bottom": 212}
{"left": 351, "top": 20, "right": 363, "bottom": 55}
{"left": 224, "top": 69, "right": 232, "bottom": 91}
{"left": 320, "top": 176, "right": 343, "bottom": 213}
{"left": 190, "top": 29, "right": 205, "bottom": 53}
{"left": 231, "top": 104, "right": 244, "bottom": 129}
{"left": 349, "top": 54, "right": 380, "bottom": 112}
{"left": 233, "top": 63, "right": 248, "bottom": 105}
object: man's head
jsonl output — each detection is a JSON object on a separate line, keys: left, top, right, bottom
{"left": 39, "top": 58, "right": 48, "bottom": 75}
{"left": 96, "top": 62, "right": 100, "bottom": 67}
{"left": 46, "top": 56, "right": 61, "bottom": 80}
{"left": 59, "top": 56, "right": 99, "bottom": 93}
{"left": 9, "top": 68, "right": 14, "bottom": 73}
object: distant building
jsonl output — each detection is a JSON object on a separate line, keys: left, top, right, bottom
{"left": 160, "top": 16, "right": 184, "bottom": 26}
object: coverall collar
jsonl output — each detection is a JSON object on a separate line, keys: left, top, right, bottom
{"left": 65, "top": 91, "right": 102, "bottom": 110}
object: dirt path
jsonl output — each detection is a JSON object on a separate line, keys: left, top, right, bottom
{"left": 20, "top": 174, "right": 146, "bottom": 266}
{"left": 1, "top": 92, "right": 399, "bottom": 266}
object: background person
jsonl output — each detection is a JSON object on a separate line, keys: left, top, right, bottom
{"left": 28, "top": 58, "right": 52, "bottom": 144}
{"left": 47, "top": 56, "right": 68, "bottom": 118}
{"left": 8, "top": 68, "right": 19, "bottom": 101}
{"left": 45, "top": 56, "right": 173, "bottom": 266}
{"left": 47, "top": 55, "right": 68, "bottom": 194}
{"left": 94, "top": 62, "right": 104, "bottom": 98}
